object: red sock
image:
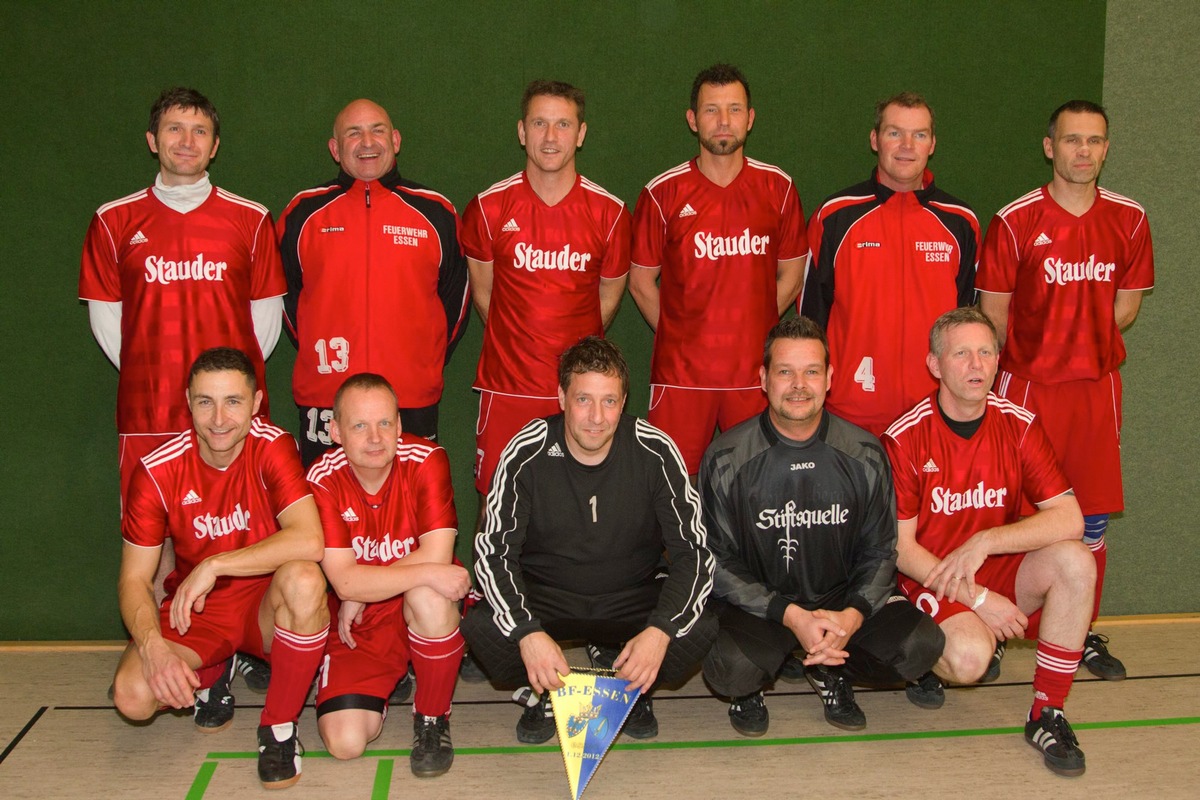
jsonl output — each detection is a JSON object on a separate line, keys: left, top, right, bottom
{"left": 261, "top": 625, "right": 328, "bottom": 727}
{"left": 1088, "top": 537, "right": 1107, "bottom": 624}
{"left": 1031, "top": 639, "right": 1082, "bottom": 720}
{"left": 195, "top": 662, "right": 225, "bottom": 691}
{"left": 409, "top": 627, "right": 464, "bottom": 718}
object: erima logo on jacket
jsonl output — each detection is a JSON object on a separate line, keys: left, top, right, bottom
{"left": 144, "top": 254, "right": 228, "bottom": 285}
{"left": 693, "top": 228, "right": 769, "bottom": 260}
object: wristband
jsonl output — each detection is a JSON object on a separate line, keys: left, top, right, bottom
{"left": 971, "top": 587, "right": 989, "bottom": 611}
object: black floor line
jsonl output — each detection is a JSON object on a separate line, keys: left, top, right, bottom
{"left": 43, "top": 670, "right": 1200, "bottom": 713}
{"left": 0, "top": 707, "right": 47, "bottom": 766}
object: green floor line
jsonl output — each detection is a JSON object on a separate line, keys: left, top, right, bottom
{"left": 204, "top": 715, "right": 1200, "bottom": 760}
{"left": 371, "top": 759, "right": 393, "bottom": 800}
{"left": 185, "top": 761, "right": 217, "bottom": 800}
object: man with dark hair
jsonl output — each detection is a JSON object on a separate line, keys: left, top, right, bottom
{"left": 308, "top": 373, "right": 470, "bottom": 777}
{"left": 461, "top": 79, "right": 630, "bottom": 513}
{"left": 80, "top": 85, "right": 284, "bottom": 708}
{"left": 463, "top": 336, "right": 716, "bottom": 744}
{"left": 700, "top": 317, "right": 943, "bottom": 736}
{"left": 279, "top": 99, "right": 469, "bottom": 466}
{"left": 800, "top": 91, "right": 979, "bottom": 437}
{"left": 630, "top": 63, "right": 808, "bottom": 477}
{"left": 113, "top": 348, "right": 328, "bottom": 789}
{"left": 977, "top": 100, "right": 1153, "bottom": 681}
{"left": 884, "top": 308, "right": 1094, "bottom": 776}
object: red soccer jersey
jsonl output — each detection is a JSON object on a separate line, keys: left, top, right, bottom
{"left": 883, "top": 392, "right": 1071, "bottom": 557}
{"left": 79, "top": 187, "right": 285, "bottom": 434}
{"left": 976, "top": 186, "right": 1154, "bottom": 383}
{"left": 306, "top": 434, "right": 457, "bottom": 565}
{"left": 122, "top": 419, "right": 310, "bottom": 599}
{"left": 631, "top": 158, "right": 808, "bottom": 388}
{"left": 461, "top": 172, "right": 631, "bottom": 397}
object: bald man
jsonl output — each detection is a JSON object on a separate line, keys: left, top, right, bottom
{"left": 279, "top": 99, "right": 470, "bottom": 466}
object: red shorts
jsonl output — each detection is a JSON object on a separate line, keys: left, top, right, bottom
{"left": 648, "top": 385, "right": 766, "bottom": 475}
{"left": 119, "top": 433, "right": 178, "bottom": 508}
{"left": 996, "top": 370, "right": 1123, "bottom": 515}
{"left": 475, "top": 391, "right": 560, "bottom": 494}
{"left": 315, "top": 595, "right": 410, "bottom": 708}
{"left": 898, "top": 554, "right": 1041, "bottom": 639}
{"left": 159, "top": 576, "right": 271, "bottom": 667}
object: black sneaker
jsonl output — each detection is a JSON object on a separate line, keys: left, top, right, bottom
{"left": 905, "top": 671, "right": 945, "bottom": 710}
{"left": 459, "top": 651, "right": 488, "bottom": 684}
{"left": 586, "top": 643, "right": 621, "bottom": 671}
{"left": 777, "top": 653, "right": 807, "bottom": 683}
{"left": 514, "top": 687, "right": 555, "bottom": 744}
{"left": 981, "top": 640, "right": 1006, "bottom": 683}
{"left": 194, "top": 657, "right": 235, "bottom": 733}
{"left": 410, "top": 714, "right": 454, "bottom": 778}
{"left": 622, "top": 695, "right": 658, "bottom": 739}
{"left": 1024, "top": 707, "right": 1086, "bottom": 777}
{"left": 235, "top": 652, "right": 271, "bottom": 694}
{"left": 390, "top": 671, "right": 415, "bottom": 705}
{"left": 728, "top": 692, "right": 769, "bottom": 737}
{"left": 805, "top": 666, "right": 866, "bottom": 731}
{"left": 257, "top": 722, "right": 304, "bottom": 789}
{"left": 1082, "top": 632, "right": 1126, "bottom": 680}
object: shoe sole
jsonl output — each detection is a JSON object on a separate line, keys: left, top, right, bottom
{"left": 261, "top": 774, "right": 301, "bottom": 790}
{"left": 823, "top": 716, "right": 867, "bottom": 732}
{"left": 194, "top": 718, "right": 233, "bottom": 734}
{"left": 1083, "top": 663, "right": 1126, "bottom": 681}
{"left": 1025, "top": 738, "right": 1086, "bottom": 777}
{"left": 516, "top": 727, "right": 555, "bottom": 745}
{"left": 729, "top": 721, "right": 768, "bottom": 737}
{"left": 411, "top": 755, "right": 454, "bottom": 778}
{"left": 905, "top": 690, "right": 945, "bottom": 710}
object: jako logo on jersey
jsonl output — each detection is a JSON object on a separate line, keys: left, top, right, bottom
{"left": 513, "top": 243, "right": 592, "bottom": 273}
{"left": 353, "top": 533, "right": 415, "bottom": 562}
{"left": 930, "top": 482, "right": 1008, "bottom": 516}
{"left": 915, "top": 241, "right": 953, "bottom": 263}
{"left": 756, "top": 500, "right": 850, "bottom": 569}
{"left": 193, "top": 503, "right": 251, "bottom": 541}
{"left": 144, "top": 254, "right": 228, "bottom": 285}
{"left": 1043, "top": 255, "right": 1116, "bottom": 286}
{"left": 790, "top": 462, "right": 816, "bottom": 471}
{"left": 383, "top": 225, "right": 430, "bottom": 247}
{"left": 693, "top": 228, "right": 769, "bottom": 260}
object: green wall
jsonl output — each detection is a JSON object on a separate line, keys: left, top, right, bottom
{"left": 5, "top": 1, "right": 1158, "bottom": 640}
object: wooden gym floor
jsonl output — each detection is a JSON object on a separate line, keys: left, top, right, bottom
{"left": 1, "top": 616, "right": 1197, "bottom": 799}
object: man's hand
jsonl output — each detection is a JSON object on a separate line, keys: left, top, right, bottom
{"left": 806, "top": 607, "right": 863, "bottom": 664}
{"left": 424, "top": 563, "right": 472, "bottom": 602}
{"left": 924, "top": 531, "right": 992, "bottom": 601}
{"left": 974, "top": 591, "right": 1028, "bottom": 641}
{"left": 518, "top": 631, "right": 570, "bottom": 695}
{"left": 613, "top": 627, "right": 670, "bottom": 693}
{"left": 169, "top": 558, "right": 218, "bottom": 635}
{"left": 338, "top": 600, "right": 366, "bottom": 649}
{"left": 782, "top": 604, "right": 850, "bottom": 666}
{"left": 140, "top": 638, "right": 200, "bottom": 709}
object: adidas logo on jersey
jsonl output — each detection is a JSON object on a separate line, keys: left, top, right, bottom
{"left": 547, "top": 442, "right": 565, "bottom": 457}
{"left": 502, "top": 218, "right": 521, "bottom": 232}
{"left": 678, "top": 203, "right": 697, "bottom": 218}
{"left": 129, "top": 230, "right": 148, "bottom": 246}
{"left": 1034, "top": 232, "right": 1053, "bottom": 247}
{"left": 181, "top": 489, "right": 202, "bottom": 505}
{"left": 922, "top": 459, "right": 940, "bottom": 473}
{"left": 341, "top": 506, "right": 360, "bottom": 522}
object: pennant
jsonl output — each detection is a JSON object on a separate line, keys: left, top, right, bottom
{"left": 548, "top": 668, "right": 641, "bottom": 800}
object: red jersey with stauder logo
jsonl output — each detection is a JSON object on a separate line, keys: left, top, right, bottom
{"left": 462, "top": 172, "right": 631, "bottom": 397}
{"left": 279, "top": 169, "right": 469, "bottom": 408}
{"left": 631, "top": 158, "right": 808, "bottom": 388}
{"left": 122, "top": 419, "right": 310, "bottom": 600}
{"left": 306, "top": 434, "right": 457, "bottom": 564}
{"left": 976, "top": 186, "right": 1154, "bottom": 383}
{"left": 79, "top": 188, "right": 285, "bottom": 434}
{"left": 883, "top": 392, "right": 1071, "bottom": 558}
